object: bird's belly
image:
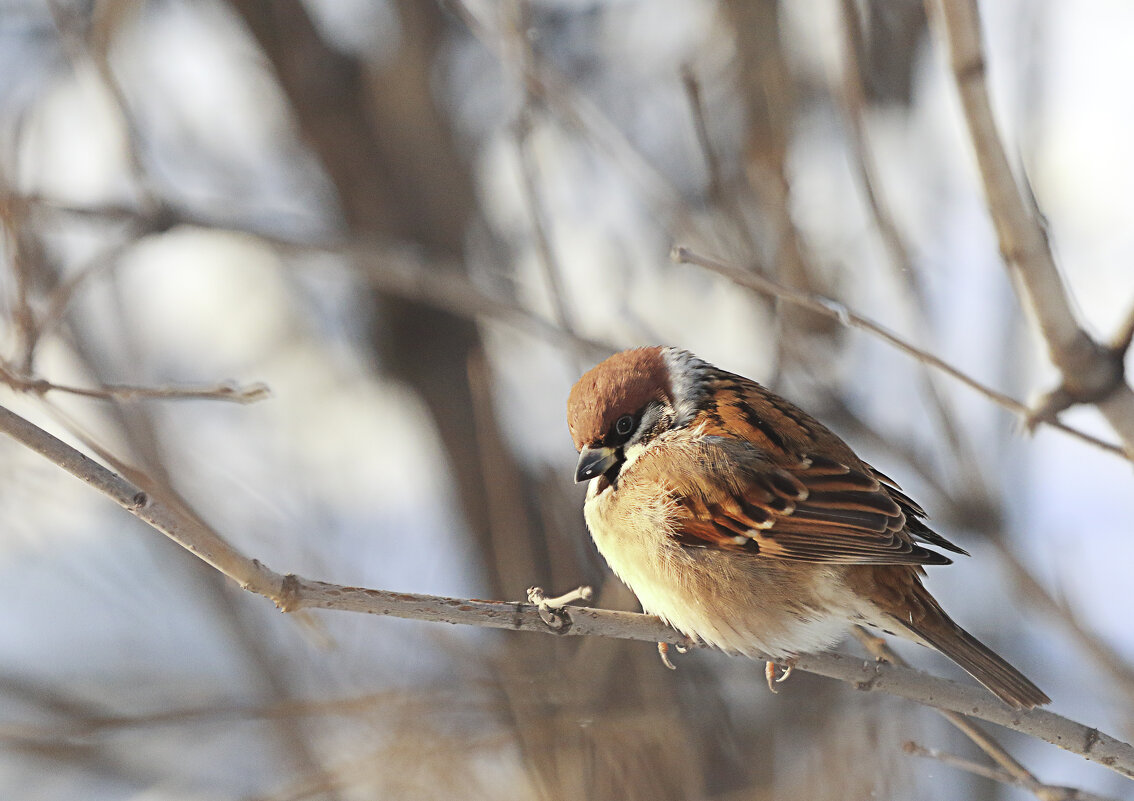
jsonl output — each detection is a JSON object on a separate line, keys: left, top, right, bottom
{"left": 585, "top": 485, "right": 855, "bottom": 659}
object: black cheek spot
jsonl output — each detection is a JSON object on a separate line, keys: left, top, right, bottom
{"left": 601, "top": 448, "right": 627, "bottom": 489}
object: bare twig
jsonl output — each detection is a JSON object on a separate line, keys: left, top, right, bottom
{"left": 836, "top": 0, "right": 923, "bottom": 304}
{"left": 904, "top": 741, "right": 1117, "bottom": 801}
{"left": 45, "top": 1, "right": 155, "bottom": 210}
{"left": 0, "top": 176, "right": 39, "bottom": 370}
{"left": 672, "top": 246, "right": 1128, "bottom": 459}
{"left": 834, "top": 0, "right": 991, "bottom": 498}
{"left": 3, "top": 192, "right": 612, "bottom": 362}
{"left": 1, "top": 402, "right": 1132, "bottom": 780}
{"left": 680, "top": 65, "right": 726, "bottom": 204}
{"left": 508, "top": 1, "right": 580, "bottom": 359}
{"left": 343, "top": 243, "right": 612, "bottom": 360}
{"left": 999, "top": 547, "right": 1134, "bottom": 705}
{"left": 854, "top": 628, "right": 1084, "bottom": 801}
{"left": 905, "top": 740, "right": 1026, "bottom": 785}
{"left": 446, "top": 0, "right": 704, "bottom": 242}
{"left": 929, "top": 0, "right": 1134, "bottom": 454}
{"left": 0, "top": 365, "right": 270, "bottom": 404}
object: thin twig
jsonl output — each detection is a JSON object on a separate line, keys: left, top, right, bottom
{"left": 1, "top": 402, "right": 1132, "bottom": 780}
{"left": 446, "top": 0, "right": 705, "bottom": 242}
{"left": 904, "top": 741, "right": 1116, "bottom": 801}
{"left": 680, "top": 65, "right": 726, "bottom": 204}
{"left": 0, "top": 175, "right": 39, "bottom": 371}
{"left": 343, "top": 243, "right": 612, "bottom": 361}
{"left": 836, "top": 0, "right": 924, "bottom": 305}
{"left": 509, "top": 1, "right": 585, "bottom": 368}
{"left": 854, "top": 628, "right": 1078, "bottom": 801}
{"left": 834, "top": 0, "right": 991, "bottom": 499}
{"left": 0, "top": 365, "right": 270, "bottom": 404}
{"left": 672, "top": 246, "right": 1128, "bottom": 460}
{"left": 45, "top": 0, "right": 156, "bottom": 210}
{"left": 3, "top": 194, "right": 613, "bottom": 362}
{"left": 998, "top": 547, "right": 1134, "bottom": 705}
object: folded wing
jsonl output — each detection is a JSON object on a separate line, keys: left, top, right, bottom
{"left": 655, "top": 439, "right": 963, "bottom": 566}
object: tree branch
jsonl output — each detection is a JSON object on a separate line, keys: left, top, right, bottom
{"left": 853, "top": 628, "right": 1100, "bottom": 801}
{"left": 0, "top": 365, "right": 270, "bottom": 405}
{"left": 904, "top": 741, "right": 1119, "bottom": 801}
{"left": 1, "top": 402, "right": 1132, "bottom": 780}
{"left": 671, "top": 246, "right": 1128, "bottom": 460}
{"left": 929, "top": 0, "right": 1134, "bottom": 454}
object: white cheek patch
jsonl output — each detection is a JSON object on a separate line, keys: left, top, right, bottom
{"left": 621, "top": 441, "right": 650, "bottom": 472}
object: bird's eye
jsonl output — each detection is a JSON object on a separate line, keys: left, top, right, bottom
{"left": 615, "top": 414, "right": 635, "bottom": 437}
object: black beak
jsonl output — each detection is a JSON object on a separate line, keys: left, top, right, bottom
{"left": 575, "top": 446, "right": 617, "bottom": 483}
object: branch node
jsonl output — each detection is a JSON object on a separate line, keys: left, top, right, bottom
{"left": 669, "top": 244, "right": 691, "bottom": 264}
{"left": 1085, "top": 727, "right": 1101, "bottom": 754}
{"left": 954, "top": 54, "right": 986, "bottom": 84}
{"left": 854, "top": 660, "right": 883, "bottom": 692}
{"left": 278, "top": 573, "right": 302, "bottom": 613}
{"left": 526, "top": 585, "right": 593, "bottom": 633}
{"left": 1026, "top": 344, "right": 1126, "bottom": 431}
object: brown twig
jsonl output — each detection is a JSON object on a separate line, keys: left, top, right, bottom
{"left": 4, "top": 192, "right": 612, "bottom": 363}
{"left": 680, "top": 65, "right": 726, "bottom": 205}
{"left": 446, "top": 0, "right": 705, "bottom": 242}
{"left": 834, "top": 0, "right": 991, "bottom": 499}
{"left": 1, "top": 401, "right": 1132, "bottom": 780}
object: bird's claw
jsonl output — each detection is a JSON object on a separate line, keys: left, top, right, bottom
{"left": 764, "top": 658, "right": 797, "bottom": 693}
{"left": 657, "top": 637, "right": 693, "bottom": 669}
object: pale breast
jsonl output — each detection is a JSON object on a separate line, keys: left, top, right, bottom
{"left": 583, "top": 440, "right": 859, "bottom": 658}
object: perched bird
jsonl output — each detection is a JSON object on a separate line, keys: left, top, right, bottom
{"left": 567, "top": 346, "right": 1049, "bottom": 709}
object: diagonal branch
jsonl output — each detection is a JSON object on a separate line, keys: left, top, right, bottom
{"left": 672, "top": 246, "right": 1127, "bottom": 460}
{"left": 854, "top": 628, "right": 1089, "bottom": 801}
{"left": 904, "top": 741, "right": 1119, "bottom": 801}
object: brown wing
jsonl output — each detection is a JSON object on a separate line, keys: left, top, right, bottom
{"left": 653, "top": 438, "right": 954, "bottom": 566}
{"left": 867, "top": 464, "right": 968, "bottom": 556}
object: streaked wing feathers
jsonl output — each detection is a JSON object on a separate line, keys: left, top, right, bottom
{"left": 664, "top": 442, "right": 954, "bottom": 566}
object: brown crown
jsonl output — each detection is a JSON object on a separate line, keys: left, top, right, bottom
{"left": 567, "top": 347, "right": 672, "bottom": 451}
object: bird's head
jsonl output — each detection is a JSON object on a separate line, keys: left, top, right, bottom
{"left": 566, "top": 346, "right": 709, "bottom": 483}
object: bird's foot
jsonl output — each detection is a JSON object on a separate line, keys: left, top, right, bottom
{"left": 764, "top": 658, "right": 798, "bottom": 693}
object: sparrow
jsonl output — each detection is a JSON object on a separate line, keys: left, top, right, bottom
{"left": 566, "top": 346, "right": 1049, "bottom": 709}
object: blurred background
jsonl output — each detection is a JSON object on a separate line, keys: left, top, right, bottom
{"left": 2, "top": 0, "right": 1133, "bottom": 798}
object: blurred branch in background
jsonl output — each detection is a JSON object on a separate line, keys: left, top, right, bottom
{"left": 673, "top": 247, "right": 1128, "bottom": 459}
{"left": 3, "top": 0, "right": 1134, "bottom": 799}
